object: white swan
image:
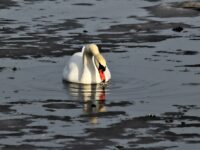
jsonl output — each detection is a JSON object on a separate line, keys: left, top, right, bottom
{"left": 63, "top": 44, "right": 111, "bottom": 84}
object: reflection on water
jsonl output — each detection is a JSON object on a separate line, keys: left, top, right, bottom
{"left": 64, "top": 82, "right": 108, "bottom": 124}
{"left": 66, "top": 82, "right": 107, "bottom": 101}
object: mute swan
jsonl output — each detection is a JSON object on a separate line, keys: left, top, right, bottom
{"left": 63, "top": 44, "right": 111, "bottom": 84}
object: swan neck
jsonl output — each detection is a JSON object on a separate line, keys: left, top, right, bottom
{"left": 83, "top": 51, "right": 94, "bottom": 66}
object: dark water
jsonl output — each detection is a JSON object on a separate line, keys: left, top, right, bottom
{"left": 0, "top": 0, "right": 200, "bottom": 149}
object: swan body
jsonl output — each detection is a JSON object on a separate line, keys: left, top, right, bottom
{"left": 63, "top": 44, "right": 111, "bottom": 84}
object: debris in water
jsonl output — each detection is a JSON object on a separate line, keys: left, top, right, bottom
{"left": 165, "top": 118, "right": 174, "bottom": 123}
{"left": 12, "top": 67, "right": 17, "bottom": 71}
{"left": 181, "top": 121, "right": 186, "bottom": 126}
{"left": 83, "top": 30, "right": 88, "bottom": 33}
{"left": 116, "top": 145, "right": 124, "bottom": 149}
{"left": 100, "top": 81, "right": 108, "bottom": 88}
{"left": 148, "top": 113, "right": 156, "bottom": 118}
{"left": 172, "top": 26, "right": 183, "bottom": 32}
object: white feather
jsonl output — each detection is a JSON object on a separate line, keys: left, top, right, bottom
{"left": 63, "top": 45, "right": 111, "bottom": 84}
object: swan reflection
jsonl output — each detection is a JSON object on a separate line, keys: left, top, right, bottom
{"left": 64, "top": 82, "right": 108, "bottom": 124}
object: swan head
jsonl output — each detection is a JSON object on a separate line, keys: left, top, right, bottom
{"left": 94, "top": 53, "right": 107, "bottom": 82}
{"left": 85, "top": 44, "right": 107, "bottom": 82}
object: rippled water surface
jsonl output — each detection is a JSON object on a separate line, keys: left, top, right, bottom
{"left": 0, "top": 0, "right": 200, "bottom": 149}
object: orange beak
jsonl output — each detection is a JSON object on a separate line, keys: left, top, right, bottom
{"left": 99, "top": 69, "right": 105, "bottom": 82}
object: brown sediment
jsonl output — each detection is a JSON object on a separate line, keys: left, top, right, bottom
{"left": 98, "top": 21, "right": 191, "bottom": 32}
{"left": 72, "top": 3, "right": 94, "bottom": 6}
{"left": 177, "top": 1, "right": 200, "bottom": 10}
{"left": 145, "top": 3, "right": 200, "bottom": 18}
{"left": 176, "top": 64, "right": 200, "bottom": 67}
{"left": 156, "top": 50, "right": 199, "bottom": 56}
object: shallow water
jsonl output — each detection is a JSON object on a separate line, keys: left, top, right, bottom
{"left": 0, "top": 0, "right": 200, "bottom": 149}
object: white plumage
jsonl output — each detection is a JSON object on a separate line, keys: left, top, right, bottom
{"left": 63, "top": 44, "right": 111, "bottom": 84}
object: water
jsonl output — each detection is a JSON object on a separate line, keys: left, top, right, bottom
{"left": 0, "top": 0, "right": 200, "bottom": 149}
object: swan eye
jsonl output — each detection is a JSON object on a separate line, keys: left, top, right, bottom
{"left": 99, "top": 63, "right": 106, "bottom": 71}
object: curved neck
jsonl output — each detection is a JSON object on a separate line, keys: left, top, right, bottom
{"left": 83, "top": 51, "right": 95, "bottom": 68}
{"left": 81, "top": 51, "right": 98, "bottom": 83}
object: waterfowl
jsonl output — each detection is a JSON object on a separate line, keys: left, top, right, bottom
{"left": 63, "top": 44, "right": 111, "bottom": 84}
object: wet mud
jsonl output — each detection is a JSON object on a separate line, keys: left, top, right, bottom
{"left": 0, "top": 0, "right": 200, "bottom": 149}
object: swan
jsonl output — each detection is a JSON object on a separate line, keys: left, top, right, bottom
{"left": 63, "top": 44, "right": 111, "bottom": 84}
